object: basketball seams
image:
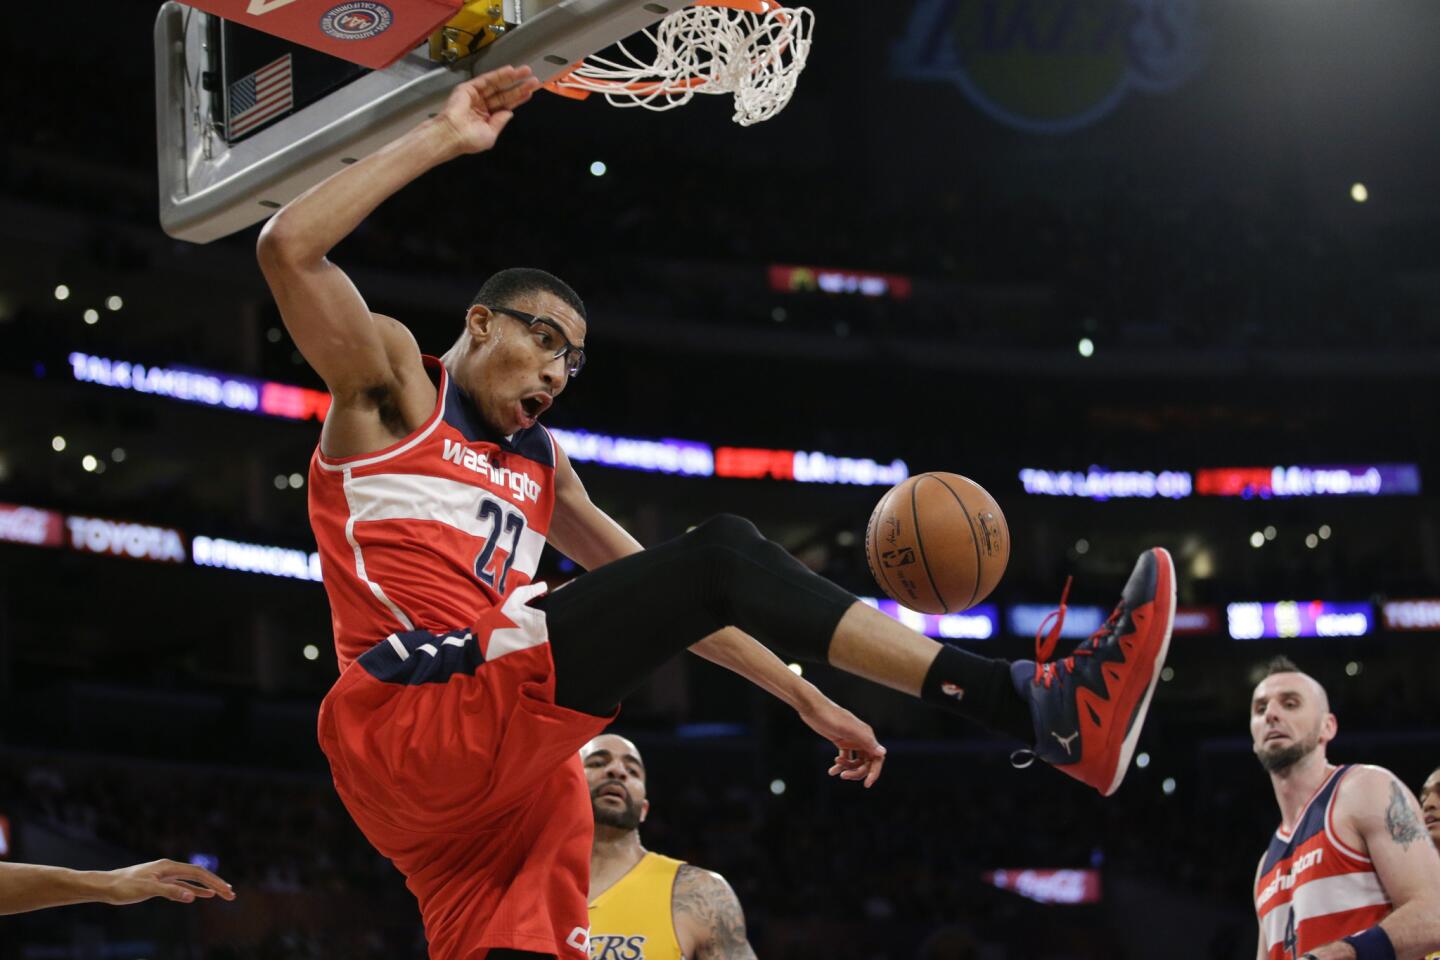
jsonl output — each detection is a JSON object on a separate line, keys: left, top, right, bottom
{"left": 910, "top": 477, "right": 950, "bottom": 613}
{"left": 932, "top": 474, "right": 985, "bottom": 611}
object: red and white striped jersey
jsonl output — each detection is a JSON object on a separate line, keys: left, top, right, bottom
{"left": 308, "top": 358, "right": 557, "bottom": 671}
{"left": 1255, "top": 765, "right": 1392, "bottom": 959}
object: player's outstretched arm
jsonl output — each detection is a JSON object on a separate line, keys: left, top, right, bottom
{"left": 257, "top": 66, "right": 539, "bottom": 456}
{"left": 0, "top": 859, "right": 235, "bottom": 916}
{"left": 673, "top": 865, "right": 757, "bottom": 960}
{"left": 549, "top": 445, "right": 885, "bottom": 786}
{"left": 1302, "top": 767, "right": 1440, "bottom": 960}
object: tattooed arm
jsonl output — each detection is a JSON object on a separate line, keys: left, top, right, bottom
{"left": 1301, "top": 766, "right": 1440, "bottom": 960}
{"left": 672, "top": 864, "right": 757, "bottom": 960}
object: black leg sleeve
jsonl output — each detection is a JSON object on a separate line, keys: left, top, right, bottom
{"left": 537, "top": 514, "right": 856, "bottom": 717}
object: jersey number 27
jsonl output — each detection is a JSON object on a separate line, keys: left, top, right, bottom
{"left": 474, "top": 495, "right": 526, "bottom": 592}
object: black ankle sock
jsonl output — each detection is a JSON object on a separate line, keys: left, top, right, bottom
{"left": 921, "top": 645, "right": 1035, "bottom": 745}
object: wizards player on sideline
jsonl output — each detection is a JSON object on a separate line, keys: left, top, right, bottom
{"left": 1248, "top": 658, "right": 1440, "bottom": 960}
{"left": 257, "top": 65, "right": 1178, "bottom": 960}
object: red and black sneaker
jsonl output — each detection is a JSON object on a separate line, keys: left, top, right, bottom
{"left": 1009, "top": 547, "right": 1176, "bottom": 797}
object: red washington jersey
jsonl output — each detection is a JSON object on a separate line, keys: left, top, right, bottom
{"left": 1254, "top": 765, "right": 1392, "bottom": 959}
{"left": 308, "top": 357, "right": 557, "bottom": 670}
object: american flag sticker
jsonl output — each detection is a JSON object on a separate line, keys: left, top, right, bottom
{"left": 227, "top": 54, "right": 294, "bottom": 140}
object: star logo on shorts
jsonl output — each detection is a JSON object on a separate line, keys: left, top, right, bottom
{"left": 940, "top": 682, "right": 965, "bottom": 700}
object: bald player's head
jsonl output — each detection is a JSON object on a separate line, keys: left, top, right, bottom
{"left": 582, "top": 734, "right": 649, "bottom": 832}
{"left": 1249, "top": 656, "right": 1337, "bottom": 775}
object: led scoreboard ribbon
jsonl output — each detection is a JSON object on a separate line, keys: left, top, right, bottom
{"left": 1021, "top": 464, "right": 1420, "bottom": 499}
{"left": 65, "top": 353, "right": 908, "bottom": 487}
{"left": 68, "top": 352, "right": 331, "bottom": 422}
{"left": 7, "top": 500, "right": 1423, "bottom": 642}
{"left": 1226, "top": 601, "right": 1374, "bottom": 640}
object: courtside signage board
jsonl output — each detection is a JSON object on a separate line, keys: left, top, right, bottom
{"left": 769, "top": 265, "right": 913, "bottom": 300}
{"left": 1173, "top": 606, "right": 1221, "bottom": 636}
{"left": 714, "top": 447, "right": 908, "bottom": 486}
{"left": 1226, "top": 601, "right": 1373, "bottom": 640}
{"left": 65, "top": 516, "right": 187, "bottom": 564}
{"left": 0, "top": 502, "right": 321, "bottom": 581}
{"left": 983, "top": 869, "right": 1101, "bottom": 905}
{"left": 179, "top": 0, "right": 461, "bottom": 70}
{"left": 1021, "top": 465, "right": 1420, "bottom": 499}
{"left": 63, "top": 355, "right": 903, "bottom": 485}
{"left": 549, "top": 428, "right": 714, "bottom": 477}
{"left": 1007, "top": 604, "right": 1108, "bottom": 640}
{"left": 0, "top": 503, "right": 65, "bottom": 548}
{"left": 68, "top": 353, "right": 331, "bottom": 422}
{"left": 859, "top": 598, "right": 999, "bottom": 641}
{"left": 1195, "top": 465, "right": 1420, "bottom": 498}
{"left": 192, "top": 536, "right": 323, "bottom": 582}
{"left": 1019, "top": 468, "right": 1193, "bottom": 500}
{"left": 1382, "top": 599, "right": 1440, "bottom": 632}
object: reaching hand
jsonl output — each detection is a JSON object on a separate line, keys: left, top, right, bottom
{"left": 796, "top": 697, "right": 887, "bottom": 788}
{"left": 102, "top": 859, "right": 236, "bottom": 906}
{"left": 436, "top": 64, "right": 543, "bottom": 154}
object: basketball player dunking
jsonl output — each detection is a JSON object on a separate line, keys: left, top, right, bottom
{"left": 1249, "top": 658, "right": 1440, "bottom": 960}
{"left": 584, "top": 734, "right": 753, "bottom": 960}
{"left": 258, "top": 64, "right": 1177, "bottom": 960}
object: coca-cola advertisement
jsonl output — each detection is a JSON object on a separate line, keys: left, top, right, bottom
{"left": 983, "top": 868, "right": 1102, "bottom": 905}
{"left": 0, "top": 503, "right": 64, "bottom": 548}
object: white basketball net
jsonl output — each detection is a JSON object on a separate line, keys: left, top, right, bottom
{"left": 548, "top": 1, "right": 815, "bottom": 126}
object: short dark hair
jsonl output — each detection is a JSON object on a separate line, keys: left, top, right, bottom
{"left": 469, "top": 267, "right": 586, "bottom": 320}
{"left": 1264, "top": 655, "right": 1301, "bottom": 678}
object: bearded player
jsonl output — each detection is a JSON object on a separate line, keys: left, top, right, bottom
{"left": 1249, "top": 657, "right": 1440, "bottom": 960}
{"left": 584, "top": 734, "right": 754, "bottom": 960}
{"left": 258, "top": 64, "right": 1178, "bottom": 960}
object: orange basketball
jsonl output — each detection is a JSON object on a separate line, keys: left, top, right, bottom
{"left": 864, "top": 472, "right": 1010, "bottom": 615}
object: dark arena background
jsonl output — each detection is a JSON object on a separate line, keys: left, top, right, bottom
{"left": 3, "top": 0, "right": 1440, "bottom": 957}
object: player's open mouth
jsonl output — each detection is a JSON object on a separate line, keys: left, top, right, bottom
{"left": 597, "top": 785, "right": 627, "bottom": 800}
{"left": 1264, "top": 732, "right": 1289, "bottom": 743}
{"left": 519, "top": 392, "right": 552, "bottom": 423}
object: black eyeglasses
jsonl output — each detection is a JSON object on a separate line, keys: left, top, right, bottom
{"left": 487, "top": 305, "right": 586, "bottom": 377}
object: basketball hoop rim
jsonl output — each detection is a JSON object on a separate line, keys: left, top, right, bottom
{"left": 694, "top": 0, "right": 782, "bottom": 12}
{"left": 542, "top": 0, "right": 813, "bottom": 102}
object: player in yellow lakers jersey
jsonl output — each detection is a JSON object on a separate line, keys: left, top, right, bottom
{"left": 584, "top": 735, "right": 755, "bottom": 960}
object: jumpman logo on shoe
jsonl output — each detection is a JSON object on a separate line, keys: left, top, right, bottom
{"left": 1011, "top": 547, "right": 1176, "bottom": 796}
{"left": 940, "top": 682, "right": 965, "bottom": 700}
